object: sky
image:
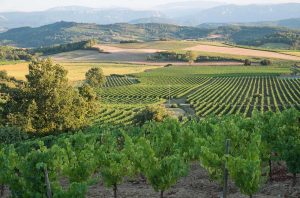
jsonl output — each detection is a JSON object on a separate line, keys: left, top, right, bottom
{"left": 1, "top": 0, "right": 300, "bottom": 12}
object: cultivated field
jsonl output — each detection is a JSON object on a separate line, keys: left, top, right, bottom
{"left": 1, "top": 41, "right": 299, "bottom": 124}
{"left": 185, "top": 44, "right": 300, "bottom": 61}
{"left": 95, "top": 65, "right": 299, "bottom": 124}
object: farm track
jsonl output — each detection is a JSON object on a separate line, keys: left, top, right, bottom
{"left": 165, "top": 79, "right": 216, "bottom": 117}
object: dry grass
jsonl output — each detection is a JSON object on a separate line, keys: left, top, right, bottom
{"left": 60, "top": 62, "right": 160, "bottom": 82}
{"left": 281, "top": 51, "right": 300, "bottom": 57}
{"left": 0, "top": 62, "right": 160, "bottom": 82}
{"left": 184, "top": 44, "right": 300, "bottom": 61}
{"left": 0, "top": 63, "right": 29, "bottom": 80}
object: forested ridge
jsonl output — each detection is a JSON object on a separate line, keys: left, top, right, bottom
{"left": 0, "top": 21, "right": 300, "bottom": 49}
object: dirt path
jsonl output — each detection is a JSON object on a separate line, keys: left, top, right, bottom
{"left": 165, "top": 79, "right": 216, "bottom": 118}
{"left": 185, "top": 44, "right": 300, "bottom": 61}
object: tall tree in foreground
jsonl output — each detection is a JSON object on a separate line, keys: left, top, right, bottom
{"left": 5, "top": 58, "right": 97, "bottom": 134}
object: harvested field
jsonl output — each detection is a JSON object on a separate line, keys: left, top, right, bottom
{"left": 185, "top": 44, "right": 300, "bottom": 61}
{"left": 51, "top": 46, "right": 244, "bottom": 66}
{"left": 0, "top": 62, "right": 160, "bottom": 82}
{"left": 0, "top": 63, "right": 29, "bottom": 80}
{"left": 51, "top": 45, "right": 163, "bottom": 63}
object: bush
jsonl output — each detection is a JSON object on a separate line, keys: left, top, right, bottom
{"left": 170, "top": 104, "right": 178, "bottom": 108}
{"left": 164, "top": 64, "right": 173, "bottom": 67}
{"left": 134, "top": 106, "right": 169, "bottom": 126}
{"left": 244, "top": 59, "right": 252, "bottom": 66}
{"left": 260, "top": 59, "right": 272, "bottom": 66}
{"left": 0, "top": 126, "right": 28, "bottom": 144}
{"left": 0, "top": 70, "right": 8, "bottom": 80}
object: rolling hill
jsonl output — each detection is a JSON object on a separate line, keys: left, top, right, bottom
{"left": 181, "top": 3, "right": 300, "bottom": 26}
{"left": 0, "top": 21, "right": 299, "bottom": 49}
{"left": 129, "top": 17, "right": 178, "bottom": 25}
{"left": 199, "top": 18, "right": 300, "bottom": 30}
{"left": 0, "top": 22, "right": 211, "bottom": 47}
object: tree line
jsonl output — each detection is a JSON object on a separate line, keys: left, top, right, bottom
{"left": 0, "top": 46, "right": 33, "bottom": 61}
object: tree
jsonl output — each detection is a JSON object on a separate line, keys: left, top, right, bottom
{"left": 185, "top": 51, "right": 197, "bottom": 65}
{"left": 5, "top": 58, "right": 96, "bottom": 134}
{"left": 244, "top": 59, "right": 252, "bottom": 66}
{"left": 134, "top": 105, "right": 169, "bottom": 126}
{"left": 260, "top": 59, "right": 271, "bottom": 66}
{"left": 85, "top": 67, "right": 106, "bottom": 88}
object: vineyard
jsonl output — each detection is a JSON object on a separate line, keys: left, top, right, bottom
{"left": 0, "top": 109, "right": 299, "bottom": 197}
{"left": 97, "top": 65, "right": 300, "bottom": 125}
{"left": 188, "top": 76, "right": 300, "bottom": 117}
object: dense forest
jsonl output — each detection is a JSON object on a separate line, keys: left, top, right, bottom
{"left": 1, "top": 21, "right": 300, "bottom": 49}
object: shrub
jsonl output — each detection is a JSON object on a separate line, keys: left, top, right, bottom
{"left": 134, "top": 106, "right": 169, "bottom": 126}
{"left": 170, "top": 104, "right": 178, "bottom": 108}
{"left": 260, "top": 59, "right": 272, "bottom": 66}
{"left": 0, "top": 126, "right": 28, "bottom": 144}
{"left": 244, "top": 59, "right": 252, "bottom": 66}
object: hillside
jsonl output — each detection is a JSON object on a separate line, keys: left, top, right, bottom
{"left": 0, "top": 21, "right": 299, "bottom": 49}
{"left": 129, "top": 17, "right": 178, "bottom": 25}
{"left": 181, "top": 3, "right": 300, "bottom": 26}
{"left": 199, "top": 18, "right": 300, "bottom": 30}
{"left": 0, "top": 22, "right": 211, "bottom": 47}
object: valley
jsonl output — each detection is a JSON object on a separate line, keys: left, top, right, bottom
{"left": 0, "top": 1, "right": 300, "bottom": 198}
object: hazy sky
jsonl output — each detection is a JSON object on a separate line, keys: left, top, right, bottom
{"left": 1, "top": 0, "right": 300, "bottom": 12}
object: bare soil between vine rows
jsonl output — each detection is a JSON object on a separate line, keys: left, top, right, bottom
{"left": 1, "top": 163, "right": 299, "bottom": 198}
{"left": 87, "top": 163, "right": 299, "bottom": 198}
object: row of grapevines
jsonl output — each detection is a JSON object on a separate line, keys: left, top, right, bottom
{"left": 103, "top": 76, "right": 137, "bottom": 88}
{"left": 1, "top": 109, "right": 299, "bottom": 197}
{"left": 188, "top": 76, "right": 300, "bottom": 117}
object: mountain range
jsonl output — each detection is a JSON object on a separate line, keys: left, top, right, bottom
{"left": 198, "top": 18, "right": 300, "bottom": 30}
{"left": 1, "top": 3, "right": 300, "bottom": 30}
